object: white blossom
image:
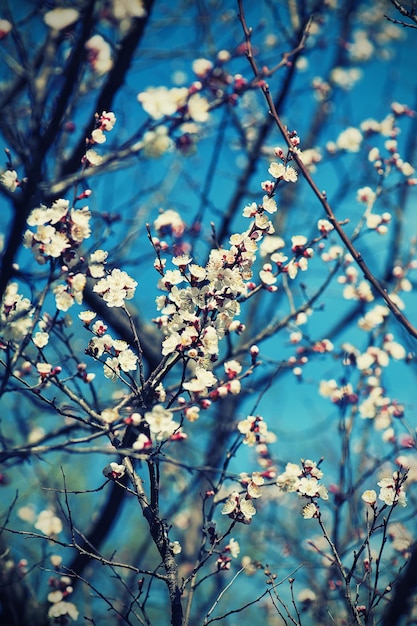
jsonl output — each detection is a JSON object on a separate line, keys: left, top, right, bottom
{"left": 268, "top": 162, "right": 298, "bottom": 182}
{"left": 145, "top": 405, "right": 175, "bottom": 435}
{"left": 361, "top": 489, "right": 377, "bottom": 505}
{"left": 44, "top": 7, "right": 79, "bottom": 30}
{"left": 48, "top": 601, "right": 79, "bottom": 621}
{"left": 93, "top": 268, "right": 137, "bottom": 307}
{"left": 103, "top": 462, "right": 126, "bottom": 479}
{"left": 33, "top": 331, "right": 49, "bottom": 348}
{"left": 35, "top": 510, "right": 62, "bottom": 535}
{"left": 336, "top": 127, "right": 363, "bottom": 152}
{"left": 0, "top": 169, "right": 18, "bottom": 191}
{"left": 138, "top": 86, "right": 188, "bottom": 119}
{"left": 85, "top": 35, "right": 113, "bottom": 74}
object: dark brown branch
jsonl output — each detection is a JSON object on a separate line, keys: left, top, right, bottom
{"left": 381, "top": 541, "right": 417, "bottom": 625}
{"left": 121, "top": 456, "right": 183, "bottom": 626}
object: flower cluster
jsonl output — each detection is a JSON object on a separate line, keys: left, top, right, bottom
{"left": 44, "top": 7, "right": 79, "bottom": 30}
{"left": 144, "top": 404, "right": 181, "bottom": 439}
{"left": 338, "top": 264, "right": 374, "bottom": 303}
{"left": 103, "top": 346, "right": 138, "bottom": 380}
{"left": 378, "top": 471, "right": 407, "bottom": 506}
{"left": 337, "top": 252, "right": 412, "bottom": 329}
{"left": 142, "top": 126, "right": 173, "bottom": 158}
{"left": 83, "top": 110, "right": 116, "bottom": 166}
{"left": 152, "top": 146, "right": 298, "bottom": 394}
{"left": 90, "top": 111, "right": 117, "bottom": 144}
{"left": 205, "top": 359, "right": 243, "bottom": 399}
{"left": 138, "top": 49, "right": 238, "bottom": 131}
{"left": 239, "top": 471, "right": 265, "bottom": 499}
{"left": 362, "top": 469, "right": 407, "bottom": 508}
{"left": 221, "top": 491, "right": 257, "bottom": 525}
{"left": 153, "top": 245, "right": 249, "bottom": 388}
{"left": 237, "top": 415, "right": 275, "bottom": 447}
{"left": 256, "top": 195, "right": 319, "bottom": 283}
{"left": 24, "top": 199, "right": 91, "bottom": 263}
{"left": 34, "top": 509, "right": 63, "bottom": 535}
{"left": 326, "top": 104, "right": 417, "bottom": 188}
{"left": 53, "top": 274, "right": 86, "bottom": 312}
{"left": 138, "top": 86, "right": 210, "bottom": 123}
{"left": 0, "top": 282, "right": 33, "bottom": 342}
{"left": 47, "top": 574, "right": 79, "bottom": 625}
{"left": 235, "top": 413, "right": 277, "bottom": 478}
{"left": 121, "top": 405, "right": 186, "bottom": 451}
{"left": 137, "top": 51, "right": 271, "bottom": 157}
{"left": 136, "top": 82, "right": 210, "bottom": 157}
{"left": 319, "top": 379, "right": 358, "bottom": 405}
{"left": 268, "top": 160, "right": 298, "bottom": 183}
{"left": 85, "top": 322, "right": 137, "bottom": 380}
{"left": 319, "top": 334, "right": 406, "bottom": 440}
{"left": 22, "top": 198, "right": 98, "bottom": 311}
{"left": 93, "top": 268, "right": 138, "bottom": 308}
{"left": 21, "top": 119, "right": 116, "bottom": 319}
{"left": 277, "top": 460, "right": 328, "bottom": 518}
{"left": 221, "top": 472, "right": 266, "bottom": 525}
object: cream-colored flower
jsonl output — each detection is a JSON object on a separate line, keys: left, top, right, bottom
{"left": 0, "top": 169, "right": 18, "bottom": 191}
{"left": 35, "top": 510, "right": 63, "bottom": 535}
{"left": 361, "top": 489, "right": 377, "bottom": 505}
{"left": 302, "top": 503, "right": 318, "bottom": 519}
{"left": 44, "top": 8, "right": 79, "bottom": 30}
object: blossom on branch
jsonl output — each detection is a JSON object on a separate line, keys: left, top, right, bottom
{"left": 0, "top": 169, "right": 18, "bottom": 191}
{"left": 48, "top": 601, "right": 79, "bottom": 623}
{"left": 336, "top": 126, "right": 363, "bottom": 152}
{"left": 237, "top": 415, "right": 275, "bottom": 447}
{"left": 103, "top": 462, "right": 126, "bottom": 479}
{"left": 268, "top": 161, "right": 298, "bottom": 182}
{"left": 93, "top": 268, "right": 137, "bottom": 307}
{"left": 361, "top": 490, "right": 377, "bottom": 505}
{"left": 43, "top": 7, "right": 79, "bottom": 31}
{"left": 143, "top": 126, "right": 173, "bottom": 158}
{"left": 378, "top": 472, "right": 407, "bottom": 507}
{"left": 138, "top": 86, "right": 188, "bottom": 119}
{"left": 34, "top": 509, "right": 62, "bottom": 535}
{"left": 0, "top": 19, "right": 12, "bottom": 38}
{"left": 277, "top": 460, "right": 328, "bottom": 517}
{"left": 0, "top": 283, "right": 34, "bottom": 341}
{"left": 85, "top": 35, "right": 113, "bottom": 75}
{"left": 144, "top": 404, "right": 180, "bottom": 440}
{"left": 302, "top": 503, "right": 318, "bottom": 519}
{"left": 222, "top": 491, "right": 256, "bottom": 524}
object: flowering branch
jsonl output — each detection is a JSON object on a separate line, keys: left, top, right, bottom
{"left": 238, "top": 0, "right": 417, "bottom": 342}
{"left": 385, "top": 0, "right": 417, "bottom": 29}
